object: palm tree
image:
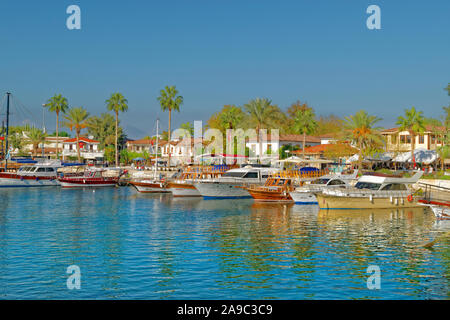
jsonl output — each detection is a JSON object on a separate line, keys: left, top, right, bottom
{"left": 219, "top": 105, "right": 244, "bottom": 131}
{"left": 106, "top": 93, "right": 128, "bottom": 166}
{"left": 243, "top": 98, "right": 285, "bottom": 161}
{"left": 157, "top": 86, "right": 183, "bottom": 167}
{"left": 396, "top": 107, "right": 426, "bottom": 168}
{"left": 343, "top": 110, "right": 383, "bottom": 171}
{"left": 292, "top": 108, "right": 318, "bottom": 158}
{"left": 63, "top": 107, "right": 90, "bottom": 162}
{"left": 44, "top": 94, "right": 69, "bottom": 159}
{"left": 27, "top": 128, "right": 46, "bottom": 156}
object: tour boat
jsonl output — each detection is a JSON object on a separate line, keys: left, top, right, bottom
{"left": 290, "top": 170, "right": 358, "bottom": 205}
{"left": 0, "top": 160, "right": 62, "bottom": 187}
{"left": 193, "top": 165, "right": 279, "bottom": 199}
{"left": 316, "top": 171, "right": 424, "bottom": 210}
{"left": 245, "top": 177, "right": 294, "bottom": 202}
{"left": 58, "top": 169, "right": 124, "bottom": 188}
{"left": 129, "top": 180, "right": 170, "bottom": 193}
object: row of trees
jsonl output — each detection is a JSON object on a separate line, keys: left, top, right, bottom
{"left": 204, "top": 84, "right": 449, "bottom": 171}
{"left": 36, "top": 86, "right": 183, "bottom": 164}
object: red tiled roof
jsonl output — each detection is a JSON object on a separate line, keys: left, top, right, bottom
{"left": 63, "top": 137, "right": 99, "bottom": 144}
{"left": 127, "top": 139, "right": 155, "bottom": 145}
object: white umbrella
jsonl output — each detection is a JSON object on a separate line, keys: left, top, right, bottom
{"left": 346, "top": 154, "right": 359, "bottom": 164}
{"left": 392, "top": 149, "right": 438, "bottom": 165}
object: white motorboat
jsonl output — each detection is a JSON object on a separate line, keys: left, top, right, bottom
{"left": 316, "top": 171, "right": 424, "bottom": 209}
{"left": 0, "top": 160, "right": 62, "bottom": 187}
{"left": 290, "top": 170, "right": 358, "bottom": 205}
{"left": 193, "top": 165, "right": 279, "bottom": 199}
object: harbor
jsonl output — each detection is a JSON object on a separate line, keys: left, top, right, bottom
{"left": 0, "top": 1, "right": 449, "bottom": 303}
{"left": 0, "top": 186, "right": 448, "bottom": 300}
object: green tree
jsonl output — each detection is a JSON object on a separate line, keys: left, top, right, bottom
{"left": 396, "top": 107, "right": 426, "bottom": 167}
{"left": 87, "top": 113, "right": 125, "bottom": 150}
{"left": 44, "top": 94, "right": 69, "bottom": 159}
{"left": 179, "top": 122, "right": 194, "bottom": 136}
{"left": 219, "top": 105, "right": 244, "bottom": 131}
{"left": 292, "top": 108, "right": 318, "bottom": 158}
{"left": 106, "top": 93, "right": 128, "bottom": 166}
{"left": 63, "top": 107, "right": 90, "bottom": 162}
{"left": 27, "top": 128, "right": 46, "bottom": 156}
{"left": 243, "top": 98, "right": 285, "bottom": 161}
{"left": 343, "top": 110, "right": 383, "bottom": 171}
{"left": 157, "top": 85, "right": 183, "bottom": 166}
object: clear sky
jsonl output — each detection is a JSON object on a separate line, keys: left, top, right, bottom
{"left": 0, "top": 0, "right": 449, "bottom": 138}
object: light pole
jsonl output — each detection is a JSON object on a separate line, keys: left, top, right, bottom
{"left": 42, "top": 104, "right": 46, "bottom": 158}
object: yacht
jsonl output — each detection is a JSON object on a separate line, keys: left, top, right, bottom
{"left": 0, "top": 160, "right": 62, "bottom": 187}
{"left": 193, "top": 165, "right": 279, "bottom": 199}
{"left": 290, "top": 170, "right": 358, "bottom": 205}
{"left": 316, "top": 171, "right": 424, "bottom": 209}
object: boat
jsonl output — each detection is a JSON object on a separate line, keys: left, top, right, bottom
{"left": 58, "top": 168, "right": 124, "bottom": 188}
{"left": 0, "top": 160, "right": 62, "bottom": 187}
{"left": 193, "top": 165, "right": 279, "bottom": 199}
{"left": 128, "top": 119, "right": 170, "bottom": 194}
{"left": 290, "top": 170, "right": 358, "bottom": 205}
{"left": 316, "top": 171, "right": 424, "bottom": 210}
{"left": 244, "top": 177, "right": 294, "bottom": 202}
{"left": 129, "top": 179, "right": 169, "bottom": 193}
{"left": 166, "top": 180, "right": 200, "bottom": 197}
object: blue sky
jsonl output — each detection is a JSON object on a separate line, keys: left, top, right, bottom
{"left": 0, "top": 0, "right": 449, "bottom": 138}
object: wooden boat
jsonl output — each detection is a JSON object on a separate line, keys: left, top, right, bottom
{"left": 245, "top": 177, "right": 294, "bottom": 202}
{"left": 129, "top": 180, "right": 169, "bottom": 193}
{"left": 58, "top": 169, "right": 124, "bottom": 188}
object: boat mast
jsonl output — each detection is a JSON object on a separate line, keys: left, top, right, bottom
{"left": 4, "top": 92, "right": 10, "bottom": 171}
{"left": 155, "top": 118, "right": 159, "bottom": 179}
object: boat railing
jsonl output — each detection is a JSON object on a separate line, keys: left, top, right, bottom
{"left": 270, "top": 169, "right": 328, "bottom": 181}
{"left": 322, "top": 187, "right": 414, "bottom": 199}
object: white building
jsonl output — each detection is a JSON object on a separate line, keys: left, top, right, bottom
{"left": 245, "top": 134, "right": 321, "bottom": 157}
{"left": 62, "top": 137, "right": 104, "bottom": 160}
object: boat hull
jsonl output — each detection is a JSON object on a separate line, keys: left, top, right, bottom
{"left": 289, "top": 191, "right": 318, "bottom": 205}
{"left": 0, "top": 174, "right": 59, "bottom": 187}
{"left": 58, "top": 177, "right": 119, "bottom": 188}
{"left": 166, "top": 182, "right": 200, "bottom": 197}
{"left": 194, "top": 182, "right": 251, "bottom": 199}
{"left": 316, "top": 193, "right": 422, "bottom": 210}
{"left": 247, "top": 188, "right": 293, "bottom": 202}
{"left": 130, "top": 181, "right": 169, "bottom": 193}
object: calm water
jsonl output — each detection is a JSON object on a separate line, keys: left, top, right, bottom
{"left": 0, "top": 187, "right": 449, "bottom": 300}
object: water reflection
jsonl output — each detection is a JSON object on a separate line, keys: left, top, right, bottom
{"left": 0, "top": 187, "right": 449, "bottom": 299}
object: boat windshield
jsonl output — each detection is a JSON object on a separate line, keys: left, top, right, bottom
{"left": 311, "top": 179, "right": 329, "bottom": 185}
{"left": 222, "top": 171, "right": 246, "bottom": 178}
{"left": 355, "top": 182, "right": 381, "bottom": 190}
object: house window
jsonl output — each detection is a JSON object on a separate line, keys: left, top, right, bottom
{"left": 391, "top": 135, "right": 397, "bottom": 144}
{"left": 401, "top": 135, "right": 411, "bottom": 144}
{"left": 431, "top": 135, "right": 436, "bottom": 144}
{"left": 267, "top": 144, "right": 272, "bottom": 154}
{"left": 418, "top": 135, "right": 424, "bottom": 144}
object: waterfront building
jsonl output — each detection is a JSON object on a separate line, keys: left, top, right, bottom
{"left": 381, "top": 126, "right": 445, "bottom": 152}
{"left": 245, "top": 134, "right": 321, "bottom": 158}
{"left": 61, "top": 137, "right": 104, "bottom": 161}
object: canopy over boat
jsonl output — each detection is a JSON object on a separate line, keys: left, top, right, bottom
{"left": 392, "top": 149, "right": 438, "bottom": 164}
